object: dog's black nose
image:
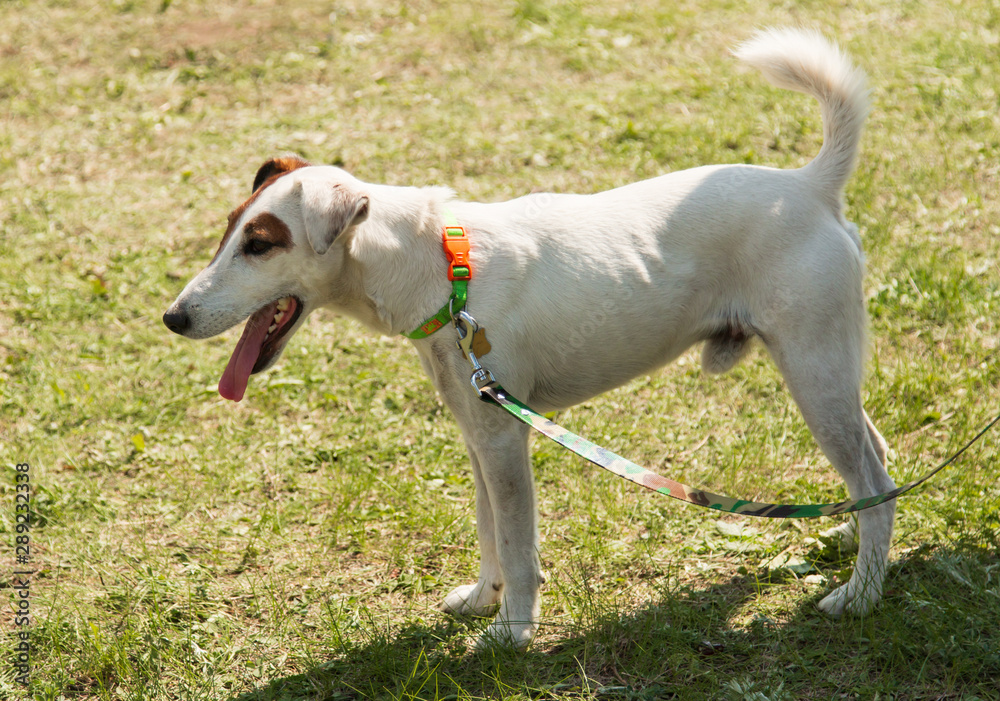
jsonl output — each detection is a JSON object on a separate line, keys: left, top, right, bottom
{"left": 163, "top": 308, "right": 191, "bottom": 335}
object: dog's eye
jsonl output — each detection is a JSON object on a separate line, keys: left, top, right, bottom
{"left": 245, "top": 239, "right": 274, "bottom": 256}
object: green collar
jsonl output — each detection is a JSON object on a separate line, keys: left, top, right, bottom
{"left": 402, "top": 280, "right": 467, "bottom": 339}
{"left": 402, "top": 210, "right": 470, "bottom": 340}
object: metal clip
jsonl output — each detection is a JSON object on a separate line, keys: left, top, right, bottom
{"left": 454, "top": 311, "right": 496, "bottom": 396}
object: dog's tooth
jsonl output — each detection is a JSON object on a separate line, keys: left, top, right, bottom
{"left": 274, "top": 311, "right": 285, "bottom": 324}
{"left": 268, "top": 324, "right": 277, "bottom": 333}
{"left": 276, "top": 298, "right": 289, "bottom": 311}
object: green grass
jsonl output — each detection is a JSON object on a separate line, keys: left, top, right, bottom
{"left": 2, "top": 0, "right": 1000, "bottom": 698}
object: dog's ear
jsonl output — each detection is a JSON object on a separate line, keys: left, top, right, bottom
{"left": 298, "top": 181, "right": 370, "bottom": 255}
{"left": 252, "top": 156, "right": 311, "bottom": 194}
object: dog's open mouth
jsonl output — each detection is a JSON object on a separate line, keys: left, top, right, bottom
{"left": 218, "top": 296, "right": 303, "bottom": 402}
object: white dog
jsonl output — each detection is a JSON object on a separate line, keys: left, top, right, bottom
{"left": 164, "top": 28, "right": 896, "bottom": 648}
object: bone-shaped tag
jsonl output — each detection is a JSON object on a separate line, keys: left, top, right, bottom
{"left": 471, "top": 328, "right": 492, "bottom": 357}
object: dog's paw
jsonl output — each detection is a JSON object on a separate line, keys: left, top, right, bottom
{"left": 440, "top": 583, "right": 502, "bottom": 617}
{"left": 817, "top": 581, "right": 877, "bottom": 617}
{"left": 817, "top": 583, "right": 851, "bottom": 616}
{"left": 475, "top": 620, "right": 537, "bottom": 651}
{"left": 820, "top": 519, "right": 859, "bottom": 551}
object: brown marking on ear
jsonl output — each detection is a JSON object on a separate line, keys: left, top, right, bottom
{"left": 252, "top": 156, "right": 311, "bottom": 194}
{"left": 241, "top": 212, "right": 293, "bottom": 258}
{"left": 210, "top": 158, "right": 310, "bottom": 263}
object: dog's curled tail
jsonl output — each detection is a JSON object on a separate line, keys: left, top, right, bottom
{"left": 735, "top": 28, "right": 869, "bottom": 210}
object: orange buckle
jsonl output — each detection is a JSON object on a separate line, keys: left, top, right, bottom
{"left": 443, "top": 225, "right": 471, "bottom": 281}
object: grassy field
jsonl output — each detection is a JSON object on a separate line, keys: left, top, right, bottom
{"left": 2, "top": 0, "right": 1000, "bottom": 698}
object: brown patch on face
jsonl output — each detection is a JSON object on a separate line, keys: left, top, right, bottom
{"left": 210, "top": 157, "right": 311, "bottom": 263}
{"left": 240, "top": 212, "right": 293, "bottom": 259}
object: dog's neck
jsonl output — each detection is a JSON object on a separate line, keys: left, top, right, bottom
{"left": 335, "top": 183, "right": 456, "bottom": 336}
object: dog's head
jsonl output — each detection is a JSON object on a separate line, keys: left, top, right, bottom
{"left": 163, "top": 157, "right": 369, "bottom": 401}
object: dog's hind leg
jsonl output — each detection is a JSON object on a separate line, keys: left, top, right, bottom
{"left": 763, "top": 297, "right": 895, "bottom": 616}
{"left": 865, "top": 409, "right": 889, "bottom": 466}
{"left": 820, "top": 409, "right": 888, "bottom": 549}
{"left": 816, "top": 427, "right": 895, "bottom": 616}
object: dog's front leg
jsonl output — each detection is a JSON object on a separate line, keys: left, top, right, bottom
{"left": 443, "top": 407, "right": 542, "bottom": 649}
{"left": 441, "top": 448, "right": 505, "bottom": 617}
{"left": 474, "top": 420, "right": 542, "bottom": 649}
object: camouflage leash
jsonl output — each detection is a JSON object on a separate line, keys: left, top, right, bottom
{"left": 452, "top": 312, "right": 999, "bottom": 519}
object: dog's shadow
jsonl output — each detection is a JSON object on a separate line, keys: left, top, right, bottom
{"left": 226, "top": 577, "right": 757, "bottom": 700}
{"left": 228, "top": 541, "right": 998, "bottom": 700}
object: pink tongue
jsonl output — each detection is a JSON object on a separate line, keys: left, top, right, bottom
{"left": 218, "top": 303, "right": 277, "bottom": 402}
